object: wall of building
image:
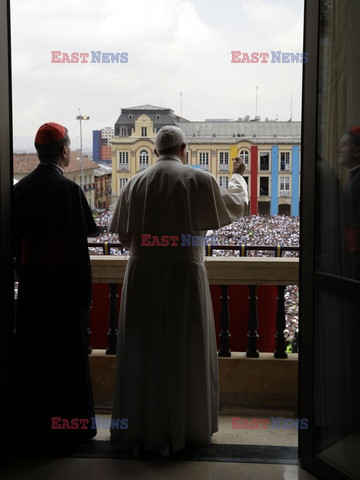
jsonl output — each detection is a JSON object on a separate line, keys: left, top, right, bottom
{"left": 111, "top": 114, "right": 301, "bottom": 216}
{"left": 93, "top": 130, "right": 101, "bottom": 162}
{"left": 68, "top": 168, "right": 96, "bottom": 209}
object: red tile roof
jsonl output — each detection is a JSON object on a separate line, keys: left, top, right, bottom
{"left": 13, "top": 152, "right": 99, "bottom": 174}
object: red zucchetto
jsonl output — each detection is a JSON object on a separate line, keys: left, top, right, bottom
{"left": 35, "top": 122, "right": 67, "bottom": 145}
{"left": 349, "top": 126, "right": 360, "bottom": 140}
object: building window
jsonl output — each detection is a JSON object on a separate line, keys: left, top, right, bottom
{"left": 280, "top": 152, "right": 291, "bottom": 171}
{"left": 219, "top": 151, "right": 229, "bottom": 170}
{"left": 239, "top": 149, "right": 250, "bottom": 169}
{"left": 139, "top": 150, "right": 149, "bottom": 169}
{"left": 186, "top": 151, "right": 190, "bottom": 164}
{"left": 119, "top": 178, "right": 128, "bottom": 190}
{"left": 260, "top": 152, "right": 270, "bottom": 171}
{"left": 101, "top": 129, "right": 114, "bottom": 139}
{"left": 118, "top": 151, "right": 129, "bottom": 169}
{"left": 259, "top": 176, "right": 269, "bottom": 196}
{"left": 121, "top": 128, "right": 127, "bottom": 136}
{"left": 199, "top": 151, "right": 209, "bottom": 169}
{"left": 141, "top": 127, "right": 147, "bottom": 137}
{"left": 279, "top": 176, "right": 290, "bottom": 196}
{"left": 219, "top": 176, "right": 229, "bottom": 188}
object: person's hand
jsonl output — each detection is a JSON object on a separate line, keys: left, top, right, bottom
{"left": 232, "top": 157, "right": 246, "bottom": 176}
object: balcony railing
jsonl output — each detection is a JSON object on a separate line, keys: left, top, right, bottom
{"left": 118, "top": 164, "right": 129, "bottom": 171}
{"left": 219, "top": 164, "right": 229, "bottom": 171}
{"left": 200, "top": 164, "right": 209, "bottom": 171}
{"left": 90, "top": 247, "right": 298, "bottom": 359}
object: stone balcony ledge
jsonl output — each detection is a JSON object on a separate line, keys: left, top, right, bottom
{"left": 89, "top": 256, "right": 299, "bottom": 410}
{"left": 90, "top": 350, "right": 298, "bottom": 411}
{"left": 90, "top": 256, "right": 299, "bottom": 285}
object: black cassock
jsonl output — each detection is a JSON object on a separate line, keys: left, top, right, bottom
{"left": 13, "top": 163, "right": 97, "bottom": 449}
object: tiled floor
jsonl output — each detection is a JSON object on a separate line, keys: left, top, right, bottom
{"left": 95, "top": 407, "right": 299, "bottom": 446}
{"left": 1, "top": 457, "right": 318, "bottom": 480}
{"left": 1, "top": 409, "right": 319, "bottom": 480}
{"left": 95, "top": 407, "right": 298, "bottom": 447}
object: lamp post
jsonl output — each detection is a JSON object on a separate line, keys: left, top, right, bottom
{"left": 76, "top": 110, "right": 90, "bottom": 189}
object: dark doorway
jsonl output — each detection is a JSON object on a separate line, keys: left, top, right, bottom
{"left": 300, "top": 1, "right": 360, "bottom": 479}
{"left": 278, "top": 204, "right": 291, "bottom": 216}
{"left": 0, "top": 0, "right": 15, "bottom": 466}
{"left": 258, "top": 201, "right": 270, "bottom": 215}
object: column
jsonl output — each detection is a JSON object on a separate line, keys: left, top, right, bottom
{"left": 291, "top": 145, "right": 300, "bottom": 216}
{"left": 271, "top": 145, "right": 279, "bottom": 215}
{"left": 250, "top": 145, "right": 258, "bottom": 214}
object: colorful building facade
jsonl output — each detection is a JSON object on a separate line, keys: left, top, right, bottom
{"left": 93, "top": 127, "right": 115, "bottom": 164}
{"left": 111, "top": 105, "right": 301, "bottom": 216}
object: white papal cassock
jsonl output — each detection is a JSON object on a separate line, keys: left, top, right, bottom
{"left": 109, "top": 154, "right": 248, "bottom": 451}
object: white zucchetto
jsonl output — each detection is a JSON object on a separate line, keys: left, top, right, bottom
{"left": 155, "top": 126, "right": 186, "bottom": 152}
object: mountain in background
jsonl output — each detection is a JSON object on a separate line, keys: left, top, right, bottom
{"left": 13, "top": 136, "right": 92, "bottom": 157}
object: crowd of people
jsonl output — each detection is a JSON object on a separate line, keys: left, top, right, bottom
{"left": 207, "top": 214, "right": 299, "bottom": 256}
{"left": 92, "top": 212, "right": 300, "bottom": 252}
{"left": 90, "top": 212, "right": 300, "bottom": 347}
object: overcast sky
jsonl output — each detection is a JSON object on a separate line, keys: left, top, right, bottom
{"left": 10, "top": 0, "right": 305, "bottom": 152}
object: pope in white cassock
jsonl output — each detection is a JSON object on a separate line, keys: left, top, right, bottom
{"left": 110, "top": 125, "right": 248, "bottom": 453}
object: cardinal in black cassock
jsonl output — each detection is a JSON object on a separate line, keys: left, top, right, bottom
{"left": 13, "top": 123, "right": 97, "bottom": 451}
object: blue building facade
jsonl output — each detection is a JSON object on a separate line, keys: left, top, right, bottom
{"left": 92, "top": 130, "right": 101, "bottom": 162}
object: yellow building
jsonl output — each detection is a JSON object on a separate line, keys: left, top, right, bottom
{"left": 111, "top": 105, "right": 301, "bottom": 215}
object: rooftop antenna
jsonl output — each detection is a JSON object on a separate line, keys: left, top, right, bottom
{"left": 255, "top": 85, "right": 258, "bottom": 117}
{"left": 180, "top": 92, "right": 183, "bottom": 116}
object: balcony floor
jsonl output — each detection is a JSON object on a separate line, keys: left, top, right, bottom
{"left": 1, "top": 457, "right": 318, "bottom": 480}
{"left": 94, "top": 407, "right": 299, "bottom": 446}
{"left": 1, "top": 409, "right": 318, "bottom": 480}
